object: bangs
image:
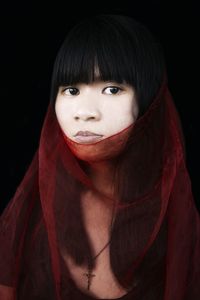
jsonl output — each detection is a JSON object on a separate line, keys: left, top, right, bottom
{"left": 50, "top": 15, "right": 165, "bottom": 115}
{"left": 51, "top": 17, "right": 138, "bottom": 88}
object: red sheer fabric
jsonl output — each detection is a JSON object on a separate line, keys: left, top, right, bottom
{"left": 0, "top": 75, "right": 199, "bottom": 299}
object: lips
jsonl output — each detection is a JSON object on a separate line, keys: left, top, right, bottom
{"left": 74, "top": 131, "right": 103, "bottom": 137}
{"left": 73, "top": 131, "right": 103, "bottom": 144}
{"left": 74, "top": 135, "right": 103, "bottom": 143}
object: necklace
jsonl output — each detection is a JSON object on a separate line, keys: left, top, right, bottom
{"left": 83, "top": 239, "right": 112, "bottom": 290}
{"left": 82, "top": 199, "right": 117, "bottom": 290}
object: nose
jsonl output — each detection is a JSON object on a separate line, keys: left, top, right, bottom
{"left": 74, "top": 109, "right": 101, "bottom": 121}
{"left": 73, "top": 89, "right": 102, "bottom": 121}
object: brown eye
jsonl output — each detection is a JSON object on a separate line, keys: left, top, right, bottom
{"left": 103, "top": 86, "right": 122, "bottom": 95}
{"left": 63, "top": 87, "right": 79, "bottom": 95}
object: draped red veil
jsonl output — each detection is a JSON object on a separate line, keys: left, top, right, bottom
{"left": 0, "top": 73, "right": 200, "bottom": 299}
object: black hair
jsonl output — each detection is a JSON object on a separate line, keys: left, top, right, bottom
{"left": 53, "top": 15, "right": 168, "bottom": 289}
{"left": 50, "top": 14, "right": 166, "bottom": 117}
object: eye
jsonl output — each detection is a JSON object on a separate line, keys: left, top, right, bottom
{"left": 62, "top": 87, "right": 79, "bottom": 96}
{"left": 103, "top": 86, "right": 122, "bottom": 95}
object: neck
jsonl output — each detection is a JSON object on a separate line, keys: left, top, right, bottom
{"left": 85, "top": 160, "right": 117, "bottom": 203}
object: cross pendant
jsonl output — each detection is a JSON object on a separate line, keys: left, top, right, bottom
{"left": 83, "top": 268, "right": 96, "bottom": 290}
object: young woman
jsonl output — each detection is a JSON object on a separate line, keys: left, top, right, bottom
{"left": 0, "top": 14, "right": 199, "bottom": 300}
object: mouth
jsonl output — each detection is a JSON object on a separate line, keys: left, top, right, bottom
{"left": 74, "top": 131, "right": 103, "bottom": 137}
{"left": 73, "top": 135, "right": 103, "bottom": 144}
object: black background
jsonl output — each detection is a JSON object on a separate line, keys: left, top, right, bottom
{"left": 1, "top": 0, "right": 199, "bottom": 213}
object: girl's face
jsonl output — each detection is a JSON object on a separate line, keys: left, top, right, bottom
{"left": 55, "top": 80, "right": 139, "bottom": 143}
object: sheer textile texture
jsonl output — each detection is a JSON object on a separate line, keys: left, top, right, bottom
{"left": 0, "top": 76, "right": 200, "bottom": 300}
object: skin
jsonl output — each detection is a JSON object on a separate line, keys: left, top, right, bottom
{"left": 55, "top": 80, "right": 138, "bottom": 139}
{"left": 55, "top": 80, "right": 139, "bottom": 203}
{"left": 0, "top": 284, "right": 14, "bottom": 300}
{"left": 56, "top": 80, "right": 139, "bottom": 297}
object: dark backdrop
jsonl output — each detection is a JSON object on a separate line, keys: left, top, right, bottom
{"left": 1, "top": 0, "right": 199, "bottom": 213}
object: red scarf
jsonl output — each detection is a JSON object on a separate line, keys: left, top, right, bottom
{"left": 0, "top": 75, "right": 199, "bottom": 299}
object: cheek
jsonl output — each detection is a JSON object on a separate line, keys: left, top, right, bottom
{"left": 101, "top": 105, "right": 134, "bottom": 135}
{"left": 120, "top": 91, "right": 138, "bottom": 121}
{"left": 55, "top": 103, "right": 72, "bottom": 132}
{"left": 112, "top": 99, "right": 135, "bottom": 123}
